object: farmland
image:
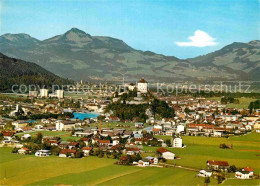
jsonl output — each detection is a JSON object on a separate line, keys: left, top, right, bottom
{"left": 0, "top": 133, "right": 259, "bottom": 185}
{"left": 207, "top": 97, "right": 257, "bottom": 109}
{"left": 0, "top": 147, "right": 210, "bottom": 185}
{"left": 152, "top": 133, "right": 260, "bottom": 173}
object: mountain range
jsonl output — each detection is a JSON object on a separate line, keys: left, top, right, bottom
{"left": 0, "top": 52, "right": 71, "bottom": 92}
{"left": 0, "top": 28, "right": 259, "bottom": 82}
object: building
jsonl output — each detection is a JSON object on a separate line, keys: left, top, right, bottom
{"left": 12, "top": 120, "right": 28, "bottom": 128}
{"left": 35, "top": 150, "right": 51, "bottom": 157}
{"left": 254, "top": 123, "right": 260, "bottom": 133}
{"left": 21, "top": 134, "right": 31, "bottom": 140}
{"left": 156, "top": 148, "right": 175, "bottom": 160}
{"left": 18, "top": 147, "right": 29, "bottom": 154}
{"left": 172, "top": 136, "right": 183, "bottom": 148}
{"left": 40, "top": 89, "right": 49, "bottom": 98}
{"left": 145, "top": 156, "right": 158, "bottom": 164}
{"left": 137, "top": 78, "right": 148, "bottom": 93}
{"left": 82, "top": 147, "right": 92, "bottom": 156}
{"left": 29, "top": 91, "right": 38, "bottom": 97}
{"left": 176, "top": 125, "right": 185, "bottom": 134}
{"left": 59, "top": 149, "right": 76, "bottom": 157}
{"left": 207, "top": 160, "right": 229, "bottom": 171}
{"left": 197, "top": 170, "right": 212, "bottom": 177}
{"left": 56, "top": 90, "right": 64, "bottom": 99}
{"left": 55, "top": 120, "right": 76, "bottom": 131}
{"left": 135, "top": 122, "right": 144, "bottom": 128}
{"left": 235, "top": 167, "right": 254, "bottom": 179}
{"left": 128, "top": 83, "right": 136, "bottom": 91}
{"left": 9, "top": 104, "right": 24, "bottom": 117}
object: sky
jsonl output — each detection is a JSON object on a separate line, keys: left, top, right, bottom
{"left": 0, "top": 0, "right": 259, "bottom": 58}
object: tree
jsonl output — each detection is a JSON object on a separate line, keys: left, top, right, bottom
{"left": 165, "top": 139, "right": 171, "bottom": 147}
{"left": 35, "top": 132, "right": 43, "bottom": 144}
{"left": 75, "top": 150, "right": 83, "bottom": 158}
{"left": 50, "top": 146, "right": 60, "bottom": 156}
{"left": 228, "top": 165, "right": 237, "bottom": 173}
{"left": 12, "top": 147, "right": 18, "bottom": 153}
{"left": 204, "top": 177, "right": 210, "bottom": 185}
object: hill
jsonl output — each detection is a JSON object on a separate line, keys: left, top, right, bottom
{"left": 188, "top": 40, "right": 260, "bottom": 81}
{"left": 0, "top": 28, "right": 259, "bottom": 82}
{"left": 0, "top": 53, "right": 71, "bottom": 92}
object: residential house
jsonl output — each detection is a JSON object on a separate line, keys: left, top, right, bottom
{"left": 235, "top": 167, "right": 254, "bottom": 179}
{"left": 99, "top": 140, "right": 111, "bottom": 147}
{"left": 56, "top": 120, "right": 76, "bottom": 131}
{"left": 59, "top": 149, "right": 76, "bottom": 157}
{"left": 207, "top": 160, "right": 229, "bottom": 171}
{"left": 172, "top": 136, "right": 183, "bottom": 148}
{"left": 82, "top": 147, "right": 92, "bottom": 156}
{"left": 125, "top": 147, "right": 140, "bottom": 155}
{"left": 197, "top": 170, "right": 212, "bottom": 177}
{"left": 21, "top": 134, "right": 31, "bottom": 140}
{"left": 156, "top": 148, "right": 175, "bottom": 160}
{"left": 18, "top": 147, "right": 29, "bottom": 154}
{"left": 235, "top": 168, "right": 254, "bottom": 179}
{"left": 68, "top": 142, "right": 79, "bottom": 149}
{"left": 35, "top": 150, "right": 51, "bottom": 157}
{"left": 135, "top": 122, "right": 144, "bottom": 128}
{"left": 12, "top": 120, "right": 28, "bottom": 128}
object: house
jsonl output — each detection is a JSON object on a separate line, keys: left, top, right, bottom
{"left": 207, "top": 160, "right": 229, "bottom": 171}
{"left": 197, "top": 170, "right": 212, "bottom": 177}
{"left": 12, "top": 120, "right": 28, "bottom": 128}
{"left": 18, "top": 147, "right": 29, "bottom": 154}
{"left": 254, "top": 123, "right": 260, "bottom": 133}
{"left": 138, "top": 159, "right": 150, "bottom": 167}
{"left": 59, "top": 149, "right": 76, "bottom": 157}
{"left": 2, "top": 131, "right": 15, "bottom": 141}
{"left": 47, "top": 139, "right": 60, "bottom": 146}
{"left": 125, "top": 147, "right": 140, "bottom": 155}
{"left": 152, "top": 128, "right": 162, "bottom": 135}
{"left": 128, "top": 83, "right": 136, "bottom": 91}
{"left": 106, "top": 116, "right": 120, "bottom": 122}
{"left": 80, "top": 138, "right": 90, "bottom": 146}
{"left": 235, "top": 167, "right": 254, "bottom": 179}
{"left": 68, "top": 142, "right": 79, "bottom": 149}
{"left": 82, "top": 147, "right": 92, "bottom": 156}
{"left": 156, "top": 148, "right": 175, "bottom": 160}
{"left": 99, "top": 140, "right": 111, "bottom": 147}
{"left": 21, "top": 134, "right": 31, "bottom": 140}
{"left": 56, "top": 120, "right": 76, "bottom": 131}
{"left": 137, "top": 78, "right": 148, "bottom": 93}
{"left": 145, "top": 156, "right": 158, "bottom": 164}
{"left": 176, "top": 125, "right": 185, "bottom": 134}
{"left": 172, "top": 136, "right": 183, "bottom": 148}
{"left": 35, "top": 150, "right": 51, "bottom": 157}
{"left": 135, "top": 122, "right": 144, "bottom": 128}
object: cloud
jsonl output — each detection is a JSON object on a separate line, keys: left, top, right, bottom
{"left": 175, "top": 30, "right": 218, "bottom": 47}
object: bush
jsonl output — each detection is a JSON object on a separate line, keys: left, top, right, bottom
{"left": 12, "top": 147, "right": 18, "bottom": 153}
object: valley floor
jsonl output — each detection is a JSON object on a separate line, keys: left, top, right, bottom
{"left": 0, "top": 133, "right": 259, "bottom": 185}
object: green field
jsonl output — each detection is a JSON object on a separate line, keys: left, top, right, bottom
{"left": 15, "top": 130, "right": 81, "bottom": 141}
{"left": 153, "top": 133, "right": 260, "bottom": 174}
{"left": 207, "top": 97, "right": 257, "bottom": 109}
{"left": 0, "top": 133, "right": 259, "bottom": 185}
{"left": 0, "top": 147, "right": 212, "bottom": 185}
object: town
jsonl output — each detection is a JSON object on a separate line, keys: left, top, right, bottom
{"left": 0, "top": 78, "right": 259, "bottom": 185}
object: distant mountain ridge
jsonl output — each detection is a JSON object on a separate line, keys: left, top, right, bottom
{"left": 0, "top": 28, "right": 259, "bottom": 82}
{"left": 0, "top": 53, "right": 71, "bottom": 92}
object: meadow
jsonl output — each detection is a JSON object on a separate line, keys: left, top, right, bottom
{"left": 15, "top": 130, "right": 81, "bottom": 141}
{"left": 0, "top": 133, "right": 259, "bottom": 185}
{"left": 0, "top": 147, "right": 210, "bottom": 185}
{"left": 207, "top": 97, "right": 257, "bottom": 109}
{"left": 153, "top": 133, "right": 260, "bottom": 173}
